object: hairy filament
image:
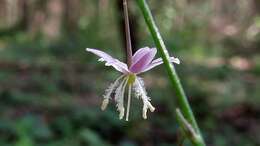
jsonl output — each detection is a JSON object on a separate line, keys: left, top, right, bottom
{"left": 134, "top": 77, "right": 155, "bottom": 119}
{"left": 101, "top": 75, "right": 125, "bottom": 110}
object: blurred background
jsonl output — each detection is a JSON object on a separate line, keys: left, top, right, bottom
{"left": 0, "top": 0, "right": 259, "bottom": 146}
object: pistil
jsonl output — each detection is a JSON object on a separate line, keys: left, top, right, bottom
{"left": 126, "top": 84, "right": 132, "bottom": 121}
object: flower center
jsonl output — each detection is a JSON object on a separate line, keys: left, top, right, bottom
{"left": 127, "top": 74, "right": 136, "bottom": 85}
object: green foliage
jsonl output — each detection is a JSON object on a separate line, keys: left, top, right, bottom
{"left": 0, "top": 0, "right": 259, "bottom": 146}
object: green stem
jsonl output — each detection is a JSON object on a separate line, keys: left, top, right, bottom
{"left": 136, "top": 0, "right": 206, "bottom": 145}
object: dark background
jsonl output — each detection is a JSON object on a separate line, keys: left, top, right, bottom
{"left": 0, "top": 0, "right": 259, "bottom": 146}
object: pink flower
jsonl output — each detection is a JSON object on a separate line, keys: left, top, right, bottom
{"left": 86, "top": 47, "right": 180, "bottom": 121}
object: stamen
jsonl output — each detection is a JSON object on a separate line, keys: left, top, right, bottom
{"left": 126, "top": 84, "right": 132, "bottom": 121}
{"left": 101, "top": 98, "right": 109, "bottom": 111}
{"left": 134, "top": 77, "right": 155, "bottom": 119}
{"left": 104, "top": 75, "right": 124, "bottom": 99}
{"left": 147, "top": 102, "right": 155, "bottom": 112}
{"left": 115, "top": 76, "right": 129, "bottom": 120}
{"left": 102, "top": 75, "right": 125, "bottom": 111}
{"left": 119, "top": 108, "right": 125, "bottom": 120}
{"left": 143, "top": 105, "right": 148, "bottom": 119}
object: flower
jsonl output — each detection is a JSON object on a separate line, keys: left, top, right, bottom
{"left": 86, "top": 47, "right": 180, "bottom": 121}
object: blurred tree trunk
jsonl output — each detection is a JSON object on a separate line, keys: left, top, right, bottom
{"left": 174, "top": 0, "right": 188, "bottom": 29}
{"left": 253, "top": 0, "right": 260, "bottom": 14}
{"left": 64, "top": 0, "right": 80, "bottom": 35}
{"left": 18, "top": 0, "right": 29, "bottom": 30}
{"left": 0, "top": 0, "right": 29, "bottom": 36}
{"left": 6, "top": 0, "right": 18, "bottom": 26}
{"left": 0, "top": 0, "right": 8, "bottom": 27}
{"left": 42, "top": 0, "right": 63, "bottom": 39}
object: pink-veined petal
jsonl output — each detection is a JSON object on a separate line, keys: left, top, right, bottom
{"left": 86, "top": 48, "right": 129, "bottom": 73}
{"left": 131, "top": 47, "right": 150, "bottom": 65}
{"left": 129, "top": 48, "right": 157, "bottom": 73}
{"left": 141, "top": 57, "right": 180, "bottom": 73}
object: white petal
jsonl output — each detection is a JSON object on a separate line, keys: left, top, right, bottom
{"left": 86, "top": 48, "right": 129, "bottom": 73}
{"left": 141, "top": 57, "right": 180, "bottom": 73}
